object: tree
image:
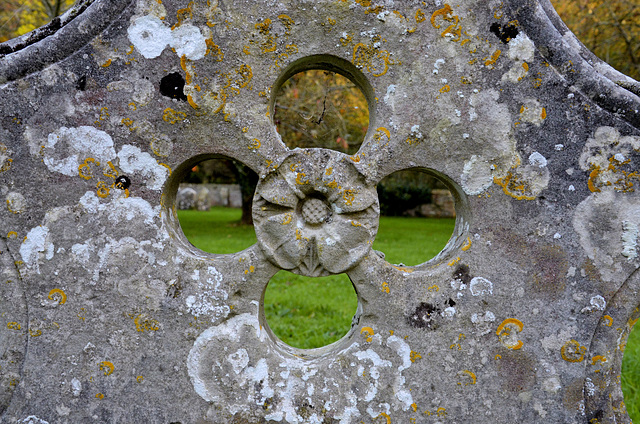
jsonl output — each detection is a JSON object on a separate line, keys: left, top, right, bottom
{"left": 552, "top": 0, "right": 640, "bottom": 80}
{"left": 0, "top": 0, "right": 75, "bottom": 42}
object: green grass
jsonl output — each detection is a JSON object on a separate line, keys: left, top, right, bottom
{"left": 622, "top": 324, "right": 640, "bottom": 422}
{"left": 178, "top": 207, "right": 454, "bottom": 349}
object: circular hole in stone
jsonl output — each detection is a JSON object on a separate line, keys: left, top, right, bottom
{"left": 373, "top": 169, "right": 457, "bottom": 266}
{"left": 273, "top": 69, "right": 369, "bottom": 155}
{"left": 175, "top": 157, "right": 258, "bottom": 254}
{"left": 622, "top": 321, "right": 640, "bottom": 421}
{"left": 549, "top": 1, "right": 639, "bottom": 80}
{"left": 0, "top": 0, "right": 78, "bottom": 42}
{"left": 263, "top": 270, "right": 358, "bottom": 350}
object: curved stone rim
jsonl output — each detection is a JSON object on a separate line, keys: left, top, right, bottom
{"left": 510, "top": 0, "right": 640, "bottom": 129}
{"left": 0, "top": 0, "right": 134, "bottom": 83}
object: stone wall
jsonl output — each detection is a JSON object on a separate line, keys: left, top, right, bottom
{"left": 177, "top": 183, "right": 242, "bottom": 210}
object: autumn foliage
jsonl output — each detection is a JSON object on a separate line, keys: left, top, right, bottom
{"left": 0, "top": 0, "right": 75, "bottom": 42}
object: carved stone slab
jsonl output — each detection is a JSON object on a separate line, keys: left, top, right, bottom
{"left": 1, "top": 0, "right": 640, "bottom": 422}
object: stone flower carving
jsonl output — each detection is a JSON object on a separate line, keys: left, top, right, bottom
{"left": 253, "top": 150, "right": 379, "bottom": 276}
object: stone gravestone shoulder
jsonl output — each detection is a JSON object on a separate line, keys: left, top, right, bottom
{"left": 0, "top": 0, "right": 639, "bottom": 423}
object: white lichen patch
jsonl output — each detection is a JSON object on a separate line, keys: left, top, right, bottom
{"left": 469, "top": 276, "right": 493, "bottom": 296}
{"left": 622, "top": 221, "right": 639, "bottom": 260}
{"left": 128, "top": 15, "right": 207, "bottom": 60}
{"left": 519, "top": 99, "right": 547, "bottom": 126}
{"left": 529, "top": 152, "right": 548, "bottom": 168}
{"left": 44, "top": 127, "right": 116, "bottom": 177}
{"left": 461, "top": 155, "right": 493, "bottom": 195}
{"left": 508, "top": 33, "right": 535, "bottom": 62}
{"left": 117, "top": 145, "right": 170, "bottom": 191}
{"left": 185, "top": 266, "right": 229, "bottom": 321}
{"left": 19, "top": 226, "right": 52, "bottom": 273}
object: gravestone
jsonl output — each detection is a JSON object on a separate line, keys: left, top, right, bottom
{"left": 1, "top": 0, "right": 640, "bottom": 422}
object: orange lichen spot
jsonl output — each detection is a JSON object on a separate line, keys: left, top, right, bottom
{"left": 6, "top": 322, "right": 21, "bottom": 331}
{"left": 205, "top": 39, "right": 224, "bottom": 61}
{"left": 428, "top": 285, "right": 439, "bottom": 292}
{"left": 591, "top": 355, "right": 607, "bottom": 365}
{"left": 134, "top": 313, "right": 159, "bottom": 332}
{"left": 255, "top": 19, "right": 276, "bottom": 53}
{"left": 461, "top": 76, "right": 472, "bottom": 84}
{"left": 602, "top": 315, "right": 613, "bottom": 327}
{"left": 136, "top": 375, "right": 144, "bottom": 383}
{"left": 393, "top": 265, "right": 414, "bottom": 273}
{"left": 342, "top": 189, "right": 355, "bottom": 206}
{"left": 496, "top": 318, "right": 524, "bottom": 350}
{"left": 355, "top": 0, "right": 372, "bottom": 6}
{"left": 96, "top": 181, "right": 110, "bottom": 199}
{"left": 493, "top": 172, "right": 537, "bottom": 201}
{"left": 248, "top": 138, "right": 261, "bottom": 150}
{"left": 295, "top": 172, "right": 308, "bottom": 185}
{"left": 244, "top": 265, "right": 255, "bottom": 274}
{"left": 361, "top": 326, "right": 374, "bottom": 342}
{"left": 411, "top": 403, "right": 418, "bottom": 412}
{"left": 243, "top": 45, "right": 250, "bottom": 55}
{"left": 78, "top": 158, "right": 99, "bottom": 180}
{"left": 29, "top": 328, "right": 42, "bottom": 337}
{"left": 522, "top": 62, "right": 529, "bottom": 72}
{"left": 175, "top": 1, "right": 194, "bottom": 27}
{"left": 339, "top": 33, "right": 353, "bottom": 46}
{"left": 163, "top": 108, "right": 187, "bottom": 124}
{"left": 457, "top": 370, "right": 476, "bottom": 385}
{"left": 440, "top": 85, "right": 451, "bottom": 93}
{"left": 461, "top": 237, "right": 472, "bottom": 251}
{"left": 381, "top": 282, "right": 390, "bottom": 293}
{"left": 431, "top": 4, "right": 461, "bottom": 41}
{"left": 495, "top": 354, "right": 502, "bottom": 360}
{"left": 541, "top": 107, "right": 547, "bottom": 120}
{"left": 350, "top": 155, "right": 361, "bottom": 163}
{"left": 410, "top": 351, "right": 422, "bottom": 362}
{"left": 430, "top": 4, "right": 453, "bottom": 29}
{"left": 351, "top": 220, "right": 362, "bottom": 227}
{"left": 7, "top": 231, "right": 18, "bottom": 239}
{"left": 416, "top": 9, "right": 426, "bottom": 23}
{"left": 278, "top": 14, "right": 295, "bottom": 35}
{"left": 373, "top": 127, "right": 391, "bottom": 143}
{"left": 448, "top": 257, "right": 461, "bottom": 266}
{"left": 99, "top": 361, "right": 114, "bottom": 376}
{"left": 281, "top": 213, "right": 292, "bottom": 225}
{"left": 48, "top": 288, "right": 67, "bottom": 305}
{"left": 187, "top": 94, "right": 199, "bottom": 110}
{"left": 561, "top": 340, "right": 586, "bottom": 363}
{"left": 484, "top": 50, "right": 501, "bottom": 67}
{"left": 101, "top": 59, "right": 112, "bottom": 68}
{"left": 353, "top": 43, "right": 395, "bottom": 77}
{"left": 588, "top": 166, "right": 602, "bottom": 193}
{"left": 376, "top": 412, "right": 391, "bottom": 424}
{"left": 325, "top": 167, "right": 333, "bottom": 176}
{"left": 95, "top": 393, "right": 104, "bottom": 399}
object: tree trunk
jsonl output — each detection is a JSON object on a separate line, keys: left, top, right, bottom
{"left": 232, "top": 162, "right": 258, "bottom": 226}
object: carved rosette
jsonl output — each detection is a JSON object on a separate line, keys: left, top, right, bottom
{"left": 253, "top": 150, "right": 379, "bottom": 276}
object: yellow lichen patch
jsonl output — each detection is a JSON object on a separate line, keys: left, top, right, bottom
{"left": 205, "top": 39, "right": 224, "bottom": 61}
{"left": 461, "top": 237, "right": 472, "bottom": 251}
{"left": 244, "top": 265, "right": 255, "bottom": 274}
{"left": 99, "top": 361, "right": 114, "bottom": 376}
{"left": 342, "top": 189, "right": 356, "bottom": 206}
{"left": 561, "top": 339, "right": 587, "bottom": 363}
{"left": 101, "top": 59, "right": 112, "bottom": 68}
{"left": 96, "top": 181, "right": 110, "bottom": 199}
{"left": 162, "top": 108, "right": 187, "bottom": 124}
{"left": 7, "top": 231, "right": 18, "bottom": 239}
{"left": 325, "top": 167, "right": 333, "bottom": 176}
{"left": 281, "top": 213, "right": 292, "bottom": 225}
{"left": 136, "top": 375, "right": 144, "bottom": 383}
{"left": 133, "top": 313, "right": 159, "bottom": 332}
{"left": 248, "top": 139, "right": 261, "bottom": 150}
{"left": 6, "top": 322, "right": 21, "bottom": 331}
{"left": 484, "top": 50, "right": 501, "bottom": 67}
{"left": 78, "top": 158, "right": 100, "bottom": 180}
{"left": 353, "top": 43, "right": 396, "bottom": 77}
{"left": 278, "top": 14, "right": 294, "bottom": 35}
{"left": 440, "top": 85, "right": 451, "bottom": 93}
{"left": 601, "top": 315, "right": 613, "bottom": 327}
{"left": 373, "top": 127, "right": 391, "bottom": 143}
{"left": 415, "top": 9, "right": 426, "bottom": 23}
{"left": 375, "top": 412, "right": 391, "bottom": 424}
{"left": 48, "top": 289, "right": 67, "bottom": 305}
{"left": 361, "top": 326, "right": 374, "bottom": 342}
{"left": 591, "top": 355, "right": 607, "bottom": 365}
{"left": 351, "top": 221, "right": 362, "bottom": 227}
{"left": 29, "top": 328, "right": 42, "bottom": 337}
{"left": 295, "top": 172, "right": 308, "bottom": 185}
{"left": 424, "top": 407, "right": 447, "bottom": 417}
{"left": 430, "top": 4, "right": 461, "bottom": 41}
{"left": 392, "top": 265, "right": 414, "bottom": 273}
{"left": 175, "top": 1, "right": 194, "bottom": 27}
{"left": 428, "top": 285, "right": 439, "bottom": 292}
{"left": 541, "top": 107, "right": 547, "bottom": 120}
{"left": 381, "top": 282, "right": 390, "bottom": 293}
{"left": 493, "top": 172, "right": 537, "bottom": 201}
{"left": 496, "top": 318, "right": 524, "bottom": 350}
{"left": 187, "top": 94, "right": 199, "bottom": 109}
{"left": 339, "top": 32, "right": 353, "bottom": 46}
{"left": 457, "top": 370, "right": 476, "bottom": 386}
{"left": 95, "top": 393, "right": 104, "bottom": 399}
{"left": 448, "top": 257, "right": 461, "bottom": 266}
{"left": 255, "top": 18, "right": 277, "bottom": 53}
{"left": 410, "top": 351, "right": 422, "bottom": 362}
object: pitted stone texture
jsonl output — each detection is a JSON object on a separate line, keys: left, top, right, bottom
{"left": 300, "top": 197, "right": 330, "bottom": 225}
{"left": 0, "top": 0, "right": 639, "bottom": 423}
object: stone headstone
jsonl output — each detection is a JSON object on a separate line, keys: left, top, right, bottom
{"left": 1, "top": 0, "right": 640, "bottom": 423}
{"left": 177, "top": 186, "right": 198, "bottom": 210}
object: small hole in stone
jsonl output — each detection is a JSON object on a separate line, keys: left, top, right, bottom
{"left": 263, "top": 270, "right": 357, "bottom": 349}
{"left": 622, "top": 320, "right": 640, "bottom": 421}
{"left": 273, "top": 70, "right": 369, "bottom": 154}
{"left": 176, "top": 157, "right": 257, "bottom": 254}
{"left": 373, "top": 169, "right": 456, "bottom": 266}
{"left": 160, "top": 72, "right": 187, "bottom": 101}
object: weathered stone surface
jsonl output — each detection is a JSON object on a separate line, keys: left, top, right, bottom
{"left": 0, "top": 0, "right": 639, "bottom": 423}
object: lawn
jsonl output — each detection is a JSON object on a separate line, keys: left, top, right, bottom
{"left": 178, "top": 207, "right": 640, "bottom": 421}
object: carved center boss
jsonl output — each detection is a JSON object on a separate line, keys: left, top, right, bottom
{"left": 1, "top": 0, "right": 640, "bottom": 423}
